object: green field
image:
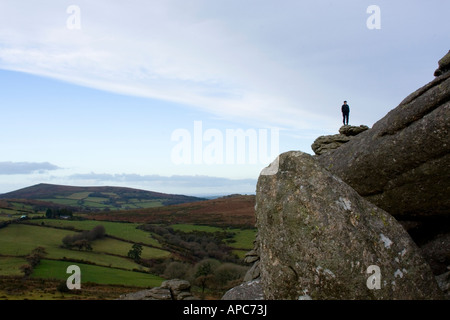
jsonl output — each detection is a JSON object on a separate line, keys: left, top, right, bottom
{"left": 0, "top": 217, "right": 256, "bottom": 299}
{"left": 0, "top": 257, "right": 28, "bottom": 276}
{"left": 0, "top": 223, "right": 169, "bottom": 272}
{"left": 32, "top": 260, "right": 164, "bottom": 287}
{"left": 170, "top": 223, "right": 223, "bottom": 233}
{"left": 66, "top": 192, "right": 92, "bottom": 200}
{"left": 170, "top": 223, "right": 256, "bottom": 250}
{"left": 28, "top": 219, "right": 162, "bottom": 248}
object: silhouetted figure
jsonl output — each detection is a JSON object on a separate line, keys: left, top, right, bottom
{"left": 341, "top": 101, "right": 350, "bottom": 125}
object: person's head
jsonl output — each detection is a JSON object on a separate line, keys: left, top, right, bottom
{"left": 344, "top": 100, "right": 347, "bottom": 104}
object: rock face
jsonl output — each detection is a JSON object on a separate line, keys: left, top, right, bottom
{"left": 311, "top": 125, "right": 369, "bottom": 156}
{"left": 255, "top": 151, "right": 442, "bottom": 300}
{"left": 221, "top": 279, "right": 264, "bottom": 300}
{"left": 118, "top": 279, "right": 197, "bottom": 300}
{"left": 434, "top": 50, "right": 450, "bottom": 76}
{"left": 338, "top": 125, "right": 370, "bottom": 136}
{"left": 317, "top": 62, "right": 450, "bottom": 219}
{"left": 435, "top": 268, "right": 450, "bottom": 299}
{"left": 311, "top": 134, "right": 351, "bottom": 156}
{"left": 222, "top": 52, "right": 449, "bottom": 301}
{"left": 242, "top": 237, "right": 261, "bottom": 282}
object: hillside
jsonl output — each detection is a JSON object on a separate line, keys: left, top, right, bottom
{"left": 0, "top": 193, "right": 257, "bottom": 300}
{"left": 0, "top": 183, "right": 206, "bottom": 212}
{"left": 87, "top": 194, "right": 256, "bottom": 228}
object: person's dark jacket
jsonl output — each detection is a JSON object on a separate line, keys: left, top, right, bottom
{"left": 342, "top": 104, "right": 350, "bottom": 114}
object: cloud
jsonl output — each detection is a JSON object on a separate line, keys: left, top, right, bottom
{"left": 0, "top": 1, "right": 447, "bottom": 132}
{"left": 67, "top": 172, "right": 257, "bottom": 195}
{"left": 0, "top": 1, "right": 374, "bottom": 131}
{"left": 69, "top": 172, "right": 256, "bottom": 186}
{"left": 0, "top": 162, "right": 60, "bottom": 175}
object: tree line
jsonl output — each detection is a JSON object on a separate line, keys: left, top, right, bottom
{"left": 61, "top": 225, "right": 106, "bottom": 251}
{"left": 138, "top": 224, "right": 238, "bottom": 262}
{"left": 46, "top": 208, "right": 74, "bottom": 219}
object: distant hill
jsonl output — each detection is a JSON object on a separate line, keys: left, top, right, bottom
{"left": 88, "top": 194, "right": 256, "bottom": 228}
{"left": 0, "top": 183, "right": 206, "bottom": 212}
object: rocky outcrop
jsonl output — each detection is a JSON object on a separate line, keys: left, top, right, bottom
{"left": 255, "top": 151, "right": 443, "bottom": 300}
{"left": 222, "top": 52, "right": 449, "bottom": 301}
{"left": 118, "top": 279, "right": 198, "bottom": 300}
{"left": 434, "top": 50, "right": 450, "bottom": 76}
{"left": 419, "top": 233, "right": 450, "bottom": 276}
{"left": 242, "top": 236, "right": 261, "bottom": 282}
{"left": 435, "top": 267, "right": 450, "bottom": 299}
{"left": 221, "top": 279, "right": 264, "bottom": 300}
{"left": 317, "top": 54, "right": 450, "bottom": 219}
{"left": 311, "top": 125, "right": 369, "bottom": 155}
{"left": 311, "top": 134, "right": 350, "bottom": 156}
{"left": 338, "top": 125, "right": 370, "bottom": 136}
{"left": 314, "top": 52, "right": 450, "bottom": 284}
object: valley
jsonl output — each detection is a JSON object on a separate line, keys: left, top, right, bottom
{"left": 0, "top": 184, "right": 256, "bottom": 300}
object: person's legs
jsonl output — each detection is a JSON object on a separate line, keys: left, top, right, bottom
{"left": 343, "top": 113, "right": 349, "bottom": 125}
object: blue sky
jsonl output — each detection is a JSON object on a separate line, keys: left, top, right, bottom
{"left": 0, "top": 1, "right": 449, "bottom": 196}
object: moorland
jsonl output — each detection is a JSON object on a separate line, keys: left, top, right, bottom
{"left": 0, "top": 184, "right": 256, "bottom": 300}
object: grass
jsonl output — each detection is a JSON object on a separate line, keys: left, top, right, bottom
{"left": 170, "top": 223, "right": 224, "bottom": 233}
{"left": 132, "top": 200, "right": 164, "bottom": 208}
{"left": 230, "top": 229, "right": 257, "bottom": 250}
{"left": 170, "top": 223, "right": 256, "bottom": 250}
{"left": 40, "top": 198, "right": 80, "bottom": 206}
{"left": 39, "top": 194, "right": 166, "bottom": 211}
{"left": 29, "top": 219, "right": 162, "bottom": 247}
{"left": 66, "top": 192, "right": 92, "bottom": 200}
{"left": 0, "top": 208, "right": 18, "bottom": 215}
{"left": 0, "top": 224, "right": 77, "bottom": 256}
{"left": 0, "top": 257, "right": 27, "bottom": 276}
{"left": 10, "top": 202, "right": 34, "bottom": 211}
{"left": 0, "top": 215, "right": 256, "bottom": 299}
{"left": 0, "top": 224, "right": 168, "bottom": 271}
{"left": 32, "top": 259, "right": 164, "bottom": 287}
{"left": 90, "top": 237, "right": 169, "bottom": 260}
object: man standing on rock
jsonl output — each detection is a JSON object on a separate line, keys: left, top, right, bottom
{"left": 341, "top": 101, "right": 350, "bottom": 125}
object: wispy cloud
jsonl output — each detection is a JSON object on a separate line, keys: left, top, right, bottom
{"left": 0, "top": 0, "right": 402, "bottom": 131}
{"left": 0, "top": 162, "right": 60, "bottom": 175}
{"left": 0, "top": 1, "right": 447, "bottom": 152}
{"left": 67, "top": 172, "right": 257, "bottom": 195}
{"left": 69, "top": 172, "right": 256, "bottom": 187}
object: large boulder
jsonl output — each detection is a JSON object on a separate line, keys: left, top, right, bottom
{"left": 317, "top": 59, "right": 450, "bottom": 219}
{"left": 255, "top": 151, "right": 443, "bottom": 300}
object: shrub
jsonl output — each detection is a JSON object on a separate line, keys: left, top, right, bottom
{"left": 19, "top": 264, "right": 33, "bottom": 278}
{"left": 214, "top": 263, "right": 248, "bottom": 288}
{"left": 61, "top": 225, "right": 105, "bottom": 249}
{"left": 163, "top": 261, "right": 190, "bottom": 279}
{"left": 127, "top": 243, "right": 143, "bottom": 263}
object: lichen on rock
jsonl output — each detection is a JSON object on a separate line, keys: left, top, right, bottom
{"left": 255, "top": 151, "right": 442, "bottom": 300}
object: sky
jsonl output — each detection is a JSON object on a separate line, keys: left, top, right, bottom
{"left": 0, "top": 0, "right": 449, "bottom": 196}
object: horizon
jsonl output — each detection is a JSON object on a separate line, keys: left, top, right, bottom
{"left": 0, "top": 182, "right": 251, "bottom": 198}
{"left": 1, "top": 1, "right": 449, "bottom": 195}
